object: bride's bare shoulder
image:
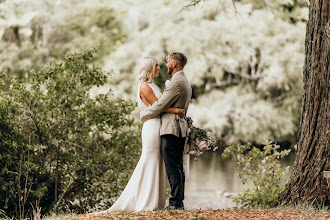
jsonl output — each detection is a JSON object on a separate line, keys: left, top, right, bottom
{"left": 139, "top": 83, "right": 153, "bottom": 95}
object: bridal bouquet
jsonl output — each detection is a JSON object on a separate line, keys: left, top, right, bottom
{"left": 185, "top": 117, "right": 219, "bottom": 160}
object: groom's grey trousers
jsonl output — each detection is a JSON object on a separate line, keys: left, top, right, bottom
{"left": 161, "top": 134, "right": 186, "bottom": 208}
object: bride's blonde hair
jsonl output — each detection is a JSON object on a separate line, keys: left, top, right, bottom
{"left": 138, "top": 57, "right": 157, "bottom": 83}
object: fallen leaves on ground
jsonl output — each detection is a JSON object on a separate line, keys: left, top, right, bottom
{"left": 68, "top": 208, "right": 330, "bottom": 220}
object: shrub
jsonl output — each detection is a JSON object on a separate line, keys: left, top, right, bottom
{"left": 222, "top": 141, "right": 291, "bottom": 208}
{"left": 0, "top": 49, "right": 141, "bottom": 218}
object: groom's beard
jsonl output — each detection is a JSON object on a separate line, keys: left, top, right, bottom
{"left": 167, "top": 67, "right": 173, "bottom": 75}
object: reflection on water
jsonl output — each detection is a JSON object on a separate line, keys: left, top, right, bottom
{"left": 185, "top": 150, "right": 295, "bottom": 199}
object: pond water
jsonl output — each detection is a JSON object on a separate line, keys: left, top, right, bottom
{"left": 185, "top": 150, "right": 296, "bottom": 200}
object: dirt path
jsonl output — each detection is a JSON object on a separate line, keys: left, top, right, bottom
{"left": 70, "top": 208, "right": 330, "bottom": 220}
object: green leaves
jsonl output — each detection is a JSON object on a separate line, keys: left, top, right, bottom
{"left": 0, "top": 49, "right": 141, "bottom": 217}
{"left": 222, "top": 141, "right": 291, "bottom": 208}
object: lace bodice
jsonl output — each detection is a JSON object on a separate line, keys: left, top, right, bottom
{"left": 137, "top": 82, "right": 162, "bottom": 110}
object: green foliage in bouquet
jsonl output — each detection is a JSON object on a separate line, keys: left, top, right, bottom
{"left": 185, "top": 117, "right": 218, "bottom": 160}
{"left": 222, "top": 141, "right": 291, "bottom": 208}
{"left": 0, "top": 49, "right": 141, "bottom": 218}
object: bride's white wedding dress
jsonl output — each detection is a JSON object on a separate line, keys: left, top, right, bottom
{"left": 102, "top": 82, "right": 166, "bottom": 212}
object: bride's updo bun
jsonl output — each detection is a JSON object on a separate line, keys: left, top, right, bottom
{"left": 138, "top": 57, "right": 157, "bottom": 83}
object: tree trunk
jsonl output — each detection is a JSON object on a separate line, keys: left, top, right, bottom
{"left": 274, "top": 0, "right": 329, "bottom": 206}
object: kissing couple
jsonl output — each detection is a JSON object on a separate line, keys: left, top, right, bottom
{"left": 96, "top": 52, "right": 192, "bottom": 213}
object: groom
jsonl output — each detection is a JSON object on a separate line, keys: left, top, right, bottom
{"left": 140, "top": 52, "right": 192, "bottom": 209}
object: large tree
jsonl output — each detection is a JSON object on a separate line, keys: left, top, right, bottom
{"left": 274, "top": 0, "right": 329, "bottom": 206}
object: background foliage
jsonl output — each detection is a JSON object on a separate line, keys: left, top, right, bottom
{"left": 0, "top": 0, "right": 125, "bottom": 77}
{"left": 102, "top": 0, "right": 307, "bottom": 145}
{"left": 0, "top": 0, "right": 308, "bottom": 146}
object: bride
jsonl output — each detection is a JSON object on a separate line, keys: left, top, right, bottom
{"left": 98, "top": 57, "right": 185, "bottom": 212}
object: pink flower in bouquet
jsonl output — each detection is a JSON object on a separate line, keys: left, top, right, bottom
{"left": 185, "top": 117, "right": 219, "bottom": 160}
{"left": 198, "top": 141, "right": 208, "bottom": 150}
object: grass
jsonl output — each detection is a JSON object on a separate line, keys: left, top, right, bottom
{"left": 41, "top": 212, "right": 77, "bottom": 220}
{"left": 286, "top": 201, "right": 329, "bottom": 213}
{"left": 0, "top": 212, "right": 76, "bottom": 220}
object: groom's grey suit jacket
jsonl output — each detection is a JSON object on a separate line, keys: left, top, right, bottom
{"left": 140, "top": 71, "right": 192, "bottom": 137}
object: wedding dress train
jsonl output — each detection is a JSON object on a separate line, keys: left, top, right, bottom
{"left": 102, "top": 82, "right": 166, "bottom": 212}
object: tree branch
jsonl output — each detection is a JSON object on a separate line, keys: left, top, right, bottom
{"left": 184, "top": 0, "right": 203, "bottom": 8}
{"left": 173, "top": 0, "right": 204, "bottom": 17}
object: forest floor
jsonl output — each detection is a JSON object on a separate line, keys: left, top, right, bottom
{"left": 62, "top": 198, "right": 330, "bottom": 220}
{"left": 67, "top": 208, "right": 330, "bottom": 220}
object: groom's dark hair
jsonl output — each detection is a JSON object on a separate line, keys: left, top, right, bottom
{"left": 166, "top": 52, "right": 187, "bottom": 69}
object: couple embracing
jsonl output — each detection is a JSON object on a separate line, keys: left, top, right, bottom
{"left": 100, "top": 52, "right": 192, "bottom": 213}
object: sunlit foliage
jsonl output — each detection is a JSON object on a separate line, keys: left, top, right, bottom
{"left": 103, "top": 0, "right": 306, "bottom": 145}
{"left": 0, "top": 0, "right": 125, "bottom": 77}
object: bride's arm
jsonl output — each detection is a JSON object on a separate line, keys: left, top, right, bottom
{"left": 164, "top": 107, "right": 185, "bottom": 117}
{"left": 140, "top": 83, "right": 185, "bottom": 117}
